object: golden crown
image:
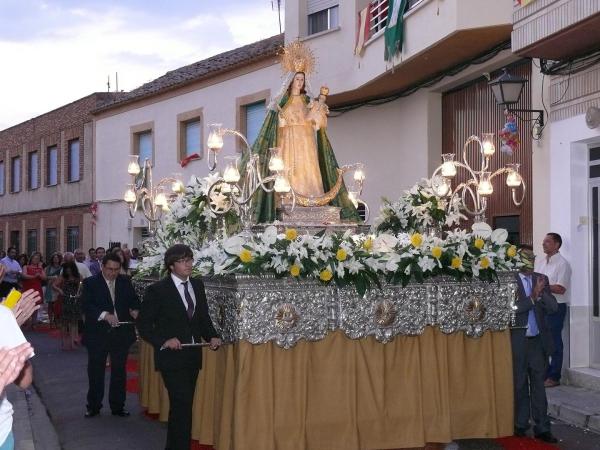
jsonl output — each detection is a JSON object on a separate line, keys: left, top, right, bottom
{"left": 280, "top": 40, "right": 316, "bottom": 75}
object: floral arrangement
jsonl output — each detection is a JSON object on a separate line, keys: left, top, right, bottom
{"left": 139, "top": 174, "right": 241, "bottom": 270}
{"left": 137, "top": 175, "right": 523, "bottom": 296}
{"left": 373, "top": 178, "right": 465, "bottom": 235}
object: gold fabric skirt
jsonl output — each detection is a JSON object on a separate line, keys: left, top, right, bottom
{"left": 138, "top": 327, "right": 513, "bottom": 450}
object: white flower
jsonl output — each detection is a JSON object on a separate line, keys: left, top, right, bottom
{"left": 490, "top": 228, "right": 508, "bottom": 245}
{"left": 336, "top": 262, "right": 345, "bottom": 278}
{"left": 373, "top": 233, "right": 398, "bottom": 253}
{"left": 346, "top": 258, "right": 363, "bottom": 274}
{"left": 223, "top": 235, "right": 246, "bottom": 254}
{"left": 364, "top": 257, "right": 385, "bottom": 272}
{"left": 471, "top": 222, "right": 492, "bottom": 239}
{"left": 261, "top": 226, "right": 278, "bottom": 246}
{"left": 385, "top": 254, "right": 402, "bottom": 272}
{"left": 417, "top": 256, "right": 436, "bottom": 273}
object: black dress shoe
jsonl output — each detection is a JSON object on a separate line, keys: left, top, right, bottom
{"left": 84, "top": 410, "right": 100, "bottom": 418}
{"left": 111, "top": 409, "right": 130, "bottom": 417}
{"left": 535, "top": 431, "right": 558, "bottom": 443}
{"left": 514, "top": 427, "right": 527, "bottom": 437}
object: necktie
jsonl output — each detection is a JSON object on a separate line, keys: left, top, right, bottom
{"left": 523, "top": 276, "right": 539, "bottom": 337}
{"left": 109, "top": 280, "right": 119, "bottom": 320}
{"left": 182, "top": 281, "right": 195, "bottom": 320}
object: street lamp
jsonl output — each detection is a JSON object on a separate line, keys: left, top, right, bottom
{"left": 489, "top": 68, "right": 544, "bottom": 127}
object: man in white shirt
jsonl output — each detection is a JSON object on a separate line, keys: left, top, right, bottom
{"left": 534, "top": 232, "right": 572, "bottom": 388}
{"left": 73, "top": 249, "right": 93, "bottom": 279}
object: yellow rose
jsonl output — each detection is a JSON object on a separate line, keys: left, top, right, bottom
{"left": 480, "top": 256, "right": 490, "bottom": 269}
{"left": 451, "top": 256, "right": 462, "bottom": 269}
{"left": 336, "top": 248, "right": 347, "bottom": 262}
{"left": 319, "top": 269, "right": 333, "bottom": 282}
{"left": 239, "top": 249, "right": 253, "bottom": 263}
{"left": 507, "top": 245, "right": 517, "bottom": 258}
{"left": 290, "top": 265, "right": 301, "bottom": 277}
{"left": 362, "top": 238, "right": 373, "bottom": 251}
{"left": 410, "top": 233, "right": 423, "bottom": 248}
{"left": 285, "top": 228, "right": 298, "bottom": 241}
{"left": 474, "top": 238, "right": 485, "bottom": 250}
{"left": 431, "top": 246, "right": 443, "bottom": 259}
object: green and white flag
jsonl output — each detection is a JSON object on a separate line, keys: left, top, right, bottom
{"left": 384, "top": 0, "right": 408, "bottom": 61}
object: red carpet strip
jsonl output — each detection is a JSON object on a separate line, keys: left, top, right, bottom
{"left": 495, "top": 436, "right": 559, "bottom": 449}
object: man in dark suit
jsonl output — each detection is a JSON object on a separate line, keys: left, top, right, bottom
{"left": 511, "top": 245, "right": 558, "bottom": 443}
{"left": 137, "top": 244, "right": 221, "bottom": 450}
{"left": 82, "top": 252, "right": 140, "bottom": 418}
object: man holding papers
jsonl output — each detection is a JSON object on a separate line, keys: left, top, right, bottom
{"left": 138, "top": 244, "right": 221, "bottom": 450}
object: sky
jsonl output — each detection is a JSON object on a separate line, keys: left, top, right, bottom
{"left": 0, "top": 0, "right": 284, "bottom": 130}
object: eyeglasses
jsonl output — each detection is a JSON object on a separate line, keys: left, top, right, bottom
{"left": 175, "top": 257, "right": 194, "bottom": 264}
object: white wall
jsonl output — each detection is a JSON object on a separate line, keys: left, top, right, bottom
{"left": 327, "top": 90, "right": 440, "bottom": 214}
{"left": 94, "top": 64, "right": 282, "bottom": 247}
{"left": 546, "top": 114, "right": 600, "bottom": 369}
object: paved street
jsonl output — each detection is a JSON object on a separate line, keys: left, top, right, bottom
{"left": 10, "top": 331, "right": 600, "bottom": 450}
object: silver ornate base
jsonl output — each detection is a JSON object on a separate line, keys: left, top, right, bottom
{"left": 277, "top": 205, "right": 341, "bottom": 225}
{"left": 199, "top": 272, "right": 518, "bottom": 349}
{"left": 135, "top": 273, "right": 518, "bottom": 349}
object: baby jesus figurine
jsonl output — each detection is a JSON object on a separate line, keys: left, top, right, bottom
{"left": 308, "top": 86, "right": 330, "bottom": 131}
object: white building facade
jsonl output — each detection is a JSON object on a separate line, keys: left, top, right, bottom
{"left": 513, "top": 0, "right": 600, "bottom": 387}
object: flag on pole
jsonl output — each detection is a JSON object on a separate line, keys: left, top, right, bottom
{"left": 384, "top": 0, "right": 408, "bottom": 61}
{"left": 355, "top": 5, "right": 372, "bottom": 56}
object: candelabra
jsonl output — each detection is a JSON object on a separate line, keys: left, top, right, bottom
{"left": 123, "top": 156, "right": 184, "bottom": 234}
{"left": 204, "top": 123, "right": 368, "bottom": 228}
{"left": 205, "top": 124, "right": 292, "bottom": 230}
{"left": 429, "top": 133, "right": 525, "bottom": 223}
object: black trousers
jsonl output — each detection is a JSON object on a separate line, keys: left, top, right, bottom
{"left": 161, "top": 365, "right": 200, "bottom": 450}
{"left": 512, "top": 335, "right": 551, "bottom": 434}
{"left": 85, "top": 330, "right": 132, "bottom": 412}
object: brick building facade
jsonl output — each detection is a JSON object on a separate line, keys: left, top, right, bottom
{"left": 0, "top": 92, "right": 121, "bottom": 260}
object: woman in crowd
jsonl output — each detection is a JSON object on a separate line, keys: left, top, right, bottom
{"left": 44, "top": 253, "right": 62, "bottom": 327}
{"left": 20, "top": 252, "right": 46, "bottom": 328}
{"left": 111, "top": 247, "right": 131, "bottom": 277}
{"left": 52, "top": 261, "right": 82, "bottom": 350}
{"left": 16, "top": 254, "right": 27, "bottom": 270}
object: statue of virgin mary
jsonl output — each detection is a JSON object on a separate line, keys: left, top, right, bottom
{"left": 248, "top": 41, "right": 360, "bottom": 224}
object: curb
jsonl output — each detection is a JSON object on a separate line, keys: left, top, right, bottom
{"left": 7, "top": 385, "right": 61, "bottom": 450}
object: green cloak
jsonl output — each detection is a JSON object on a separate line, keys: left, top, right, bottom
{"left": 246, "top": 93, "right": 360, "bottom": 224}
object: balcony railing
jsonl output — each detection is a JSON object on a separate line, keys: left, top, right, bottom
{"left": 370, "top": 0, "right": 389, "bottom": 35}
{"left": 369, "top": 0, "right": 426, "bottom": 37}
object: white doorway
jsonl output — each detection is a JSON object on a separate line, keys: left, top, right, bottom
{"left": 588, "top": 146, "right": 600, "bottom": 369}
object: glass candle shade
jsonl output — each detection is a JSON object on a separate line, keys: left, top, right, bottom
{"left": 477, "top": 172, "right": 494, "bottom": 196}
{"left": 506, "top": 163, "right": 522, "bottom": 187}
{"left": 441, "top": 153, "right": 457, "bottom": 177}
{"left": 171, "top": 172, "right": 184, "bottom": 193}
{"left": 481, "top": 133, "right": 495, "bottom": 158}
{"left": 223, "top": 157, "right": 241, "bottom": 183}
{"left": 274, "top": 174, "right": 291, "bottom": 193}
{"left": 432, "top": 175, "right": 451, "bottom": 197}
{"left": 207, "top": 124, "right": 224, "bottom": 152}
{"left": 124, "top": 185, "right": 136, "bottom": 204}
{"left": 154, "top": 188, "right": 167, "bottom": 207}
{"left": 127, "top": 155, "right": 141, "bottom": 175}
{"left": 268, "top": 147, "right": 285, "bottom": 172}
